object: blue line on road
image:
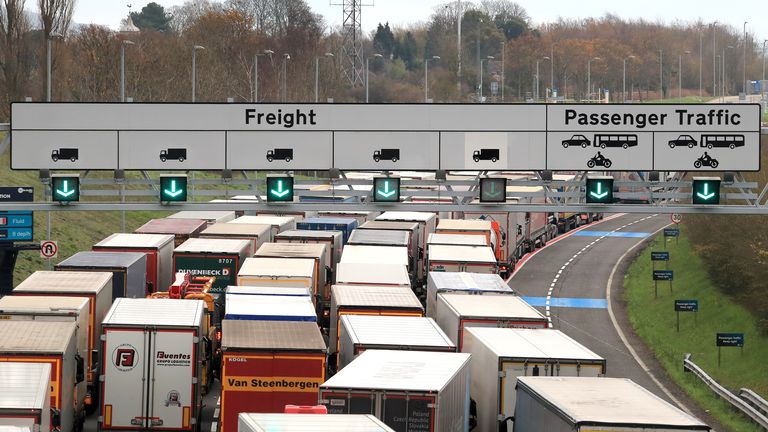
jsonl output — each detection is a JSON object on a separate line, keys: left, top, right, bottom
{"left": 522, "top": 296, "right": 608, "bottom": 309}
{"left": 572, "top": 230, "right": 649, "bottom": 238}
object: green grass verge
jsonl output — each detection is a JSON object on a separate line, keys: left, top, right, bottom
{"left": 644, "top": 96, "right": 716, "bottom": 104}
{"left": 624, "top": 227, "right": 767, "bottom": 432}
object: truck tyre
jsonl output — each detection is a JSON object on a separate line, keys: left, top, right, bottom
{"left": 267, "top": 156, "right": 273, "bottom": 162}
{"left": 179, "top": 156, "right": 185, "bottom": 162}
{"left": 374, "top": 156, "right": 380, "bottom": 162}
{"left": 71, "top": 157, "right": 77, "bottom": 162}
{"left": 474, "top": 156, "right": 480, "bottom": 162}
{"left": 52, "top": 155, "right": 59, "bottom": 162}
{"left": 392, "top": 157, "right": 398, "bottom": 162}
{"left": 491, "top": 157, "right": 498, "bottom": 162}
{"left": 285, "top": 157, "right": 292, "bottom": 162}
{"left": 160, "top": 156, "right": 167, "bottom": 162}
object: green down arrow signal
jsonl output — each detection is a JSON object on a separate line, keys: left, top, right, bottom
{"left": 485, "top": 181, "right": 502, "bottom": 197}
{"left": 590, "top": 182, "right": 609, "bottom": 199}
{"left": 377, "top": 180, "right": 396, "bottom": 198}
{"left": 163, "top": 180, "right": 184, "bottom": 198}
{"left": 696, "top": 183, "right": 715, "bottom": 200}
{"left": 270, "top": 180, "right": 290, "bottom": 198}
{"left": 56, "top": 180, "right": 75, "bottom": 198}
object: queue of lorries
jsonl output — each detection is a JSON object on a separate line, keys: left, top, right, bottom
{"left": 0, "top": 206, "right": 711, "bottom": 432}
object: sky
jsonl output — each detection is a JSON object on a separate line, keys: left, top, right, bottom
{"left": 72, "top": 0, "right": 767, "bottom": 40}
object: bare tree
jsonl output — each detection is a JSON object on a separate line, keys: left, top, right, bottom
{"left": 38, "top": 0, "right": 76, "bottom": 99}
{"left": 479, "top": 0, "right": 529, "bottom": 23}
{"left": 0, "top": 0, "right": 30, "bottom": 117}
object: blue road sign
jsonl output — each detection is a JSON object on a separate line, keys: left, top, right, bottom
{"left": 653, "top": 270, "right": 674, "bottom": 281}
{"left": 0, "top": 187, "right": 34, "bottom": 202}
{"left": 716, "top": 333, "right": 744, "bottom": 347}
{"left": 651, "top": 251, "right": 670, "bottom": 261}
{"left": 663, "top": 228, "right": 680, "bottom": 237}
{"left": 675, "top": 299, "right": 699, "bottom": 312}
{"left": 0, "top": 211, "right": 33, "bottom": 242}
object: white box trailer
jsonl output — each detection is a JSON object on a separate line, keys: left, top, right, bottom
{"left": 358, "top": 221, "right": 420, "bottom": 270}
{"left": 317, "top": 211, "right": 379, "bottom": 224}
{"left": 426, "top": 272, "right": 514, "bottom": 317}
{"left": 320, "top": 350, "right": 471, "bottom": 432}
{"left": 428, "top": 233, "right": 487, "bottom": 247}
{"left": 229, "top": 216, "right": 296, "bottom": 239}
{"left": 348, "top": 229, "right": 410, "bottom": 248}
{"left": 200, "top": 223, "right": 272, "bottom": 255}
{"left": 335, "top": 263, "right": 411, "bottom": 288}
{"left": 238, "top": 413, "right": 395, "bottom": 432}
{"left": 99, "top": 298, "right": 206, "bottom": 432}
{"left": 0, "top": 321, "right": 83, "bottom": 432}
{"left": 237, "top": 258, "right": 316, "bottom": 299}
{"left": 338, "top": 315, "right": 455, "bottom": 369}
{"left": 463, "top": 328, "right": 607, "bottom": 432}
{"left": 340, "top": 245, "right": 410, "bottom": 277}
{"left": 375, "top": 212, "right": 438, "bottom": 282}
{"left": 0, "top": 362, "right": 52, "bottom": 432}
{"left": 168, "top": 211, "right": 236, "bottom": 225}
{"left": 223, "top": 293, "right": 316, "bottom": 322}
{"left": 435, "top": 219, "right": 499, "bottom": 250}
{"left": 224, "top": 286, "right": 311, "bottom": 298}
{"left": 428, "top": 244, "right": 498, "bottom": 274}
{"left": 274, "top": 230, "right": 342, "bottom": 270}
{"left": 434, "top": 294, "right": 548, "bottom": 350}
{"left": 254, "top": 243, "right": 330, "bottom": 303}
{"left": 513, "top": 377, "right": 710, "bottom": 432}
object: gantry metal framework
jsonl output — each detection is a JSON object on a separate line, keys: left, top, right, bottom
{"left": 334, "top": 0, "right": 368, "bottom": 87}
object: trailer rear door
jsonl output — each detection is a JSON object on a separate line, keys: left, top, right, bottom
{"left": 149, "top": 329, "right": 197, "bottom": 430}
{"left": 102, "top": 328, "right": 148, "bottom": 429}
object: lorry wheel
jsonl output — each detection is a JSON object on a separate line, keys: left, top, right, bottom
{"left": 267, "top": 156, "right": 273, "bottom": 162}
{"left": 474, "top": 157, "right": 480, "bottom": 162}
{"left": 71, "top": 157, "right": 77, "bottom": 162}
{"left": 285, "top": 157, "right": 292, "bottom": 162}
{"left": 179, "top": 157, "right": 185, "bottom": 162}
{"left": 52, "top": 155, "right": 59, "bottom": 162}
{"left": 374, "top": 157, "right": 380, "bottom": 162}
{"left": 491, "top": 157, "right": 498, "bottom": 162}
{"left": 160, "top": 157, "right": 167, "bottom": 162}
{"left": 392, "top": 157, "right": 398, "bottom": 162}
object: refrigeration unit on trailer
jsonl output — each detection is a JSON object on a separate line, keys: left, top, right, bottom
{"left": 426, "top": 272, "right": 514, "bottom": 318}
{"left": 338, "top": 315, "right": 455, "bottom": 369}
{"left": 319, "top": 350, "right": 471, "bottom": 432}
{"left": 238, "top": 413, "right": 395, "bottom": 432}
{"left": 199, "top": 223, "right": 271, "bottom": 255}
{"left": 254, "top": 243, "right": 330, "bottom": 303}
{"left": 357, "top": 221, "right": 420, "bottom": 271}
{"left": 220, "top": 320, "right": 326, "bottom": 432}
{"left": 462, "top": 328, "right": 606, "bottom": 432}
{"left": 236, "top": 258, "right": 315, "bottom": 301}
{"left": 317, "top": 211, "right": 379, "bottom": 224}
{"left": 296, "top": 218, "right": 358, "bottom": 244}
{"left": 0, "top": 362, "right": 52, "bottom": 432}
{"left": 55, "top": 252, "right": 146, "bottom": 300}
{"left": 274, "top": 230, "right": 342, "bottom": 270}
{"left": 173, "top": 238, "right": 251, "bottom": 294}
{"left": 513, "top": 377, "right": 710, "bottom": 432}
{"left": 99, "top": 298, "right": 206, "bottom": 432}
{"left": 427, "top": 245, "right": 498, "bottom": 274}
{"left": 223, "top": 293, "right": 316, "bottom": 322}
{"left": 334, "top": 263, "right": 411, "bottom": 288}
{"left": 229, "top": 216, "right": 296, "bottom": 239}
{"left": 93, "top": 233, "right": 175, "bottom": 295}
{"left": 0, "top": 321, "right": 83, "bottom": 432}
{"left": 135, "top": 219, "right": 207, "bottom": 248}
{"left": 434, "top": 294, "right": 548, "bottom": 350}
{"left": 13, "top": 271, "right": 112, "bottom": 410}
{"left": 329, "top": 285, "right": 423, "bottom": 357}
{"left": 375, "top": 212, "right": 437, "bottom": 282}
{"left": 167, "top": 211, "right": 236, "bottom": 226}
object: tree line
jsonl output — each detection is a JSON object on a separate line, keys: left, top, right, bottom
{"left": 0, "top": 0, "right": 764, "bottom": 120}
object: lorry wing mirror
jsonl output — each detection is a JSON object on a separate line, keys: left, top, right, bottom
{"left": 51, "top": 409, "right": 61, "bottom": 428}
{"left": 325, "top": 266, "right": 333, "bottom": 283}
{"left": 75, "top": 354, "right": 85, "bottom": 384}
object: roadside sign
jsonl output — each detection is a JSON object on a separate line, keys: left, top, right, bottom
{"left": 39, "top": 240, "right": 58, "bottom": 259}
{"left": 585, "top": 176, "right": 614, "bottom": 204}
{"left": 0, "top": 211, "right": 34, "bottom": 242}
{"left": 675, "top": 300, "right": 699, "bottom": 312}
{"left": 0, "top": 187, "right": 34, "bottom": 202}
{"left": 159, "top": 175, "right": 188, "bottom": 202}
{"left": 373, "top": 177, "right": 401, "bottom": 203}
{"left": 479, "top": 178, "right": 507, "bottom": 203}
{"left": 266, "top": 175, "right": 295, "bottom": 203}
{"left": 671, "top": 213, "right": 682, "bottom": 224}
{"left": 692, "top": 177, "right": 721, "bottom": 205}
{"left": 653, "top": 270, "right": 674, "bottom": 281}
{"left": 51, "top": 174, "right": 80, "bottom": 203}
{"left": 663, "top": 228, "right": 680, "bottom": 237}
{"left": 651, "top": 251, "right": 670, "bottom": 261}
{"left": 716, "top": 333, "right": 744, "bottom": 347}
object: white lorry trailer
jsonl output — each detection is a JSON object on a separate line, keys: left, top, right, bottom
{"left": 0, "top": 362, "right": 52, "bottom": 432}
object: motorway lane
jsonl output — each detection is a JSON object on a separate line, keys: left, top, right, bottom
{"left": 510, "top": 213, "right": 673, "bottom": 399}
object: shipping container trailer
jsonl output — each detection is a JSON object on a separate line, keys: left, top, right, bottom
{"left": 274, "top": 230, "right": 342, "bottom": 270}
{"left": 434, "top": 294, "right": 548, "bottom": 350}
{"left": 173, "top": 238, "right": 251, "bottom": 294}
{"left": 238, "top": 413, "right": 394, "bottom": 432}
{"left": 319, "top": 350, "right": 471, "bottom": 432}
{"left": 199, "top": 223, "right": 272, "bottom": 255}
{"left": 338, "top": 315, "right": 455, "bottom": 369}
{"left": 463, "top": 328, "right": 606, "bottom": 432}
{"left": 0, "top": 321, "right": 83, "bottom": 432}
{"left": 13, "top": 271, "right": 112, "bottom": 409}
{"left": 254, "top": 243, "right": 330, "bottom": 302}
{"left": 375, "top": 212, "right": 438, "bottom": 282}
{"left": 229, "top": 216, "right": 296, "bottom": 239}
{"left": 135, "top": 218, "right": 207, "bottom": 247}
{"left": 0, "top": 297, "right": 90, "bottom": 406}
{"left": 167, "top": 211, "right": 236, "bottom": 225}
{"left": 237, "top": 258, "right": 316, "bottom": 300}
{"left": 334, "top": 263, "right": 411, "bottom": 287}
{"left": 224, "top": 286, "right": 311, "bottom": 298}
{"left": 296, "top": 218, "right": 358, "bottom": 244}
{"left": 329, "top": 285, "right": 423, "bottom": 356}
{"left": 99, "top": 298, "right": 206, "bottom": 432}
{"left": 427, "top": 233, "right": 487, "bottom": 247}
{"left": 93, "top": 233, "right": 175, "bottom": 294}
{"left": 317, "top": 211, "right": 379, "bottom": 225}
{"left": 55, "top": 251, "right": 147, "bottom": 300}
{"left": 0, "top": 362, "right": 51, "bottom": 432}
{"left": 426, "top": 272, "right": 514, "bottom": 318}
{"left": 223, "top": 293, "right": 316, "bottom": 322}
{"left": 513, "top": 377, "right": 710, "bottom": 432}
{"left": 357, "top": 221, "right": 420, "bottom": 269}
{"left": 427, "top": 244, "right": 498, "bottom": 274}
{"left": 220, "top": 320, "right": 326, "bottom": 432}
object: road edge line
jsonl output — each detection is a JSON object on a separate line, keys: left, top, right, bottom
{"left": 604, "top": 221, "right": 693, "bottom": 413}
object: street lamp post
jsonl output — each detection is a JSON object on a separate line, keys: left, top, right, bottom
{"left": 623, "top": 55, "right": 635, "bottom": 102}
{"left": 424, "top": 55, "right": 440, "bottom": 102}
{"left": 762, "top": 40, "right": 767, "bottom": 101}
{"left": 699, "top": 32, "right": 703, "bottom": 98}
{"left": 712, "top": 21, "right": 718, "bottom": 98}
{"left": 254, "top": 49, "right": 273, "bottom": 103}
{"left": 679, "top": 50, "right": 691, "bottom": 99}
{"left": 191, "top": 45, "right": 205, "bottom": 103}
{"left": 366, "top": 53, "right": 383, "bottom": 103}
{"left": 315, "top": 52, "right": 334, "bottom": 103}
{"left": 479, "top": 55, "right": 494, "bottom": 103}
{"left": 716, "top": 55, "right": 721, "bottom": 99}
{"left": 724, "top": 45, "right": 734, "bottom": 100}
{"left": 120, "top": 40, "right": 135, "bottom": 103}
{"left": 659, "top": 49, "right": 663, "bottom": 100}
{"left": 743, "top": 21, "right": 748, "bottom": 94}
{"left": 539, "top": 56, "right": 551, "bottom": 102}
{"left": 46, "top": 32, "right": 63, "bottom": 102}
{"left": 587, "top": 57, "right": 601, "bottom": 102}
{"left": 550, "top": 43, "right": 556, "bottom": 100}
{"left": 457, "top": 0, "right": 462, "bottom": 94}
{"left": 281, "top": 53, "right": 290, "bottom": 102}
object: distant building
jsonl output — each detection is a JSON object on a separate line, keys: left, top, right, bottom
{"left": 119, "top": 15, "right": 139, "bottom": 33}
